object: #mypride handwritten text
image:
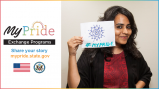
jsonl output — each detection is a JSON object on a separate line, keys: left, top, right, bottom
{"left": 85, "top": 42, "right": 113, "bottom": 47}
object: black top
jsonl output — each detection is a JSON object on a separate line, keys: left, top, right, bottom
{"left": 67, "top": 50, "right": 152, "bottom": 88}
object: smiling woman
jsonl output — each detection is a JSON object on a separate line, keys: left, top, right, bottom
{"left": 66, "top": 6, "right": 152, "bottom": 88}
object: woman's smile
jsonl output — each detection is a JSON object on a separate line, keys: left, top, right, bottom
{"left": 120, "top": 36, "right": 128, "bottom": 40}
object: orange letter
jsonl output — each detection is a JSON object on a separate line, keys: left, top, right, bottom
{"left": 41, "top": 25, "right": 47, "bottom": 36}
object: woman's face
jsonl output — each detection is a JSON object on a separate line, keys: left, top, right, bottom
{"left": 114, "top": 13, "right": 132, "bottom": 46}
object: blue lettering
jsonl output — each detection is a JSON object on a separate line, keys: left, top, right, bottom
{"left": 86, "top": 43, "right": 91, "bottom": 47}
{"left": 111, "top": 42, "right": 113, "bottom": 46}
{"left": 23, "top": 26, "right": 29, "bottom": 36}
{"left": 96, "top": 43, "right": 99, "bottom": 47}
{"left": 106, "top": 42, "right": 110, "bottom": 46}
{"left": 100, "top": 43, "right": 105, "bottom": 47}
{"left": 92, "top": 43, "right": 96, "bottom": 47}
{"left": 90, "top": 42, "right": 113, "bottom": 47}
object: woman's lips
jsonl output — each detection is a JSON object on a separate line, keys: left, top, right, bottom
{"left": 120, "top": 36, "right": 128, "bottom": 39}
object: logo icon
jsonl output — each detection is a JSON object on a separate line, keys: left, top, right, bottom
{"left": 88, "top": 25, "right": 105, "bottom": 42}
{"left": 34, "top": 62, "right": 45, "bottom": 73}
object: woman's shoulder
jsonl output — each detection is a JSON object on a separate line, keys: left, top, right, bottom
{"left": 124, "top": 49, "right": 143, "bottom": 60}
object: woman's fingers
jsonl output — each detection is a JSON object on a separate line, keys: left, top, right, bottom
{"left": 68, "top": 40, "right": 83, "bottom": 47}
{"left": 71, "top": 41, "right": 83, "bottom": 47}
{"left": 73, "top": 40, "right": 83, "bottom": 44}
{"left": 73, "top": 36, "right": 83, "bottom": 41}
{"left": 73, "top": 42, "right": 83, "bottom": 47}
{"left": 67, "top": 36, "right": 83, "bottom": 55}
{"left": 73, "top": 39, "right": 83, "bottom": 42}
{"left": 69, "top": 36, "right": 83, "bottom": 44}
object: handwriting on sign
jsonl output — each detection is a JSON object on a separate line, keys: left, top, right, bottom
{"left": 85, "top": 42, "right": 114, "bottom": 47}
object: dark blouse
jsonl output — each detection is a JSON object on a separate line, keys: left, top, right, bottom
{"left": 66, "top": 50, "right": 152, "bottom": 88}
{"left": 103, "top": 51, "right": 128, "bottom": 88}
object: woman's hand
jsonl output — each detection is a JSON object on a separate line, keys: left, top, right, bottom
{"left": 67, "top": 36, "right": 83, "bottom": 56}
{"left": 136, "top": 80, "right": 146, "bottom": 88}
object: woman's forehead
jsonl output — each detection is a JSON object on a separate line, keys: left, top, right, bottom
{"left": 114, "top": 14, "right": 130, "bottom": 24}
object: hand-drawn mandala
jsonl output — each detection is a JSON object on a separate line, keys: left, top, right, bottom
{"left": 88, "top": 25, "right": 105, "bottom": 42}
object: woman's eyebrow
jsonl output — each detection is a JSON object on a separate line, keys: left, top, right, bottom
{"left": 116, "top": 23, "right": 124, "bottom": 25}
{"left": 116, "top": 23, "right": 131, "bottom": 25}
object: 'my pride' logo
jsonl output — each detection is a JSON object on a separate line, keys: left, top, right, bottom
{"left": 4, "top": 21, "right": 55, "bottom": 38}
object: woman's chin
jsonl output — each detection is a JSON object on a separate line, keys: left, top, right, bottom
{"left": 116, "top": 41, "right": 128, "bottom": 45}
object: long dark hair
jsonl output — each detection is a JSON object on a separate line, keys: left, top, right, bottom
{"left": 83, "top": 6, "right": 141, "bottom": 60}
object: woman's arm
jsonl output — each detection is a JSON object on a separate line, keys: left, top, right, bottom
{"left": 138, "top": 53, "right": 152, "bottom": 88}
{"left": 67, "top": 55, "right": 80, "bottom": 88}
{"left": 67, "top": 36, "right": 83, "bottom": 88}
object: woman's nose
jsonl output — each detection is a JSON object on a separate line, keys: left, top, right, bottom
{"left": 122, "top": 27, "right": 128, "bottom": 34}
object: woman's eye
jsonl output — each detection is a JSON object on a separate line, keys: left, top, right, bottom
{"left": 127, "top": 26, "right": 131, "bottom": 29}
{"left": 117, "top": 26, "right": 122, "bottom": 29}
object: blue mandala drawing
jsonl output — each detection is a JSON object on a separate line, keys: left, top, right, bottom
{"left": 88, "top": 25, "right": 105, "bottom": 42}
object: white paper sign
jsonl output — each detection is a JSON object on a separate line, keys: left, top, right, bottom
{"left": 81, "top": 21, "right": 116, "bottom": 48}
